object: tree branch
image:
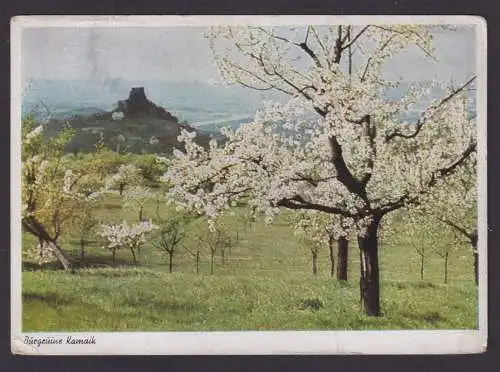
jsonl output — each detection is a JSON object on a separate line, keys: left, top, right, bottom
{"left": 328, "top": 136, "right": 366, "bottom": 200}
{"left": 372, "top": 25, "right": 436, "bottom": 60}
{"left": 439, "top": 218, "right": 472, "bottom": 240}
{"left": 275, "top": 195, "right": 355, "bottom": 217}
{"left": 341, "top": 25, "right": 370, "bottom": 51}
{"left": 290, "top": 173, "right": 336, "bottom": 187}
{"left": 378, "top": 194, "right": 417, "bottom": 215}
{"left": 255, "top": 27, "right": 323, "bottom": 68}
{"left": 379, "top": 140, "right": 476, "bottom": 215}
{"left": 428, "top": 141, "right": 476, "bottom": 188}
{"left": 22, "top": 217, "right": 55, "bottom": 242}
{"left": 333, "top": 26, "right": 344, "bottom": 63}
{"left": 385, "top": 76, "right": 476, "bottom": 142}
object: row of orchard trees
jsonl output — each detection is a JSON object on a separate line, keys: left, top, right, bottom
{"left": 164, "top": 24, "right": 478, "bottom": 317}
{"left": 21, "top": 118, "right": 170, "bottom": 271}
{"left": 294, "top": 153, "right": 477, "bottom": 285}
{"left": 21, "top": 24, "right": 478, "bottom": 318}
{"left": 21, "top": 121, "right": 235, "bottom": 274}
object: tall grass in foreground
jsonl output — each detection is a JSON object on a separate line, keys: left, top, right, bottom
{"left": 22, "top": 195, "right": 478, "bottom": 331}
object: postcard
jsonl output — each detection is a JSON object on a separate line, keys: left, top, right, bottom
{"left": 11, "top": 15, "right": 487, "bottom": 355}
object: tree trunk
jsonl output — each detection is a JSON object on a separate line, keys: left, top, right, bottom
{"left": 312, "top": 250, "right": 317, "bottom": 276}
{"left": 139, "top": 206, "right": 143, "bottom": 222}
{"left": 221, "top": 247, "right": 225, "bottom": 266}
{"left": 196, "top": 250, "right": 200, "bottom": 275}
{"left": 130, "top": 247, "right": 138, "bottom": 267}
{"left": 471, "top": 231, "right": 478, "bottom": 285}
{"left": 337, "top": 236, "right": 348, "bottom": 281}
{"left": 169, "top": 251, "right": 173, "bottom": 273}
{"left": 119, "top": 183, "right": 125, "bottom": 196}
{"left": 47, "top": 240, "right": 75, "bottom": 273}
{"left": 22, "top": 219, "right": 75, "bottom": 273}
{"left": 444, "top": 251, "right": 449, "bottom": 284}
{"left": 36, "top": 241, "right": 43, "bottom": 260}
{"left": 328, "top": 236, "right": 335, "bottom": 278}
{"left": 80, "top": 237, "right": 85, "bottom": 264}
{"left": 156, "top": 198, "right": 160, "bottom": 218}
{"left": 357, "top": 216, "right": 381, "bottom": 317}
{"left": 473, "top": 250, "right": 478, "bottom": 285}
{"left": 210, "top": 251, "right": 215, "bottom": 275}
{"left": 420, "top": 253, "right": 424, "bottom": 281}
{"left": 112, "top": 248, "right": 116, "bottom": 267}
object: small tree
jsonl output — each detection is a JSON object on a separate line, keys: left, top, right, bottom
{"left": 105, "top": 164, "right": 142, "bottom": 196}
{"left": 294, "top": 212, "right": 325, "bottom": 276}
{"left": 130, "top": 154, "right": 170, "bottom": 188}
{"left": 69, "top": 172, "right": 104, "bottom": 264}
{"left": 415, "top": 156, "right": 477, "bottom": 284}
{"left": 205, "top": 220, "right": 232, "bottom": 274}
{"left": 433, "top": 234, "right": 453, "bottom": 284}
{"left": 233, "top": 209, "right": 257, "bottom": 244}
{"left": 294, "top": 211, "right": 353, "bottom": 280}
{"left": 75, "top": 194, "right": 101, "bottom": 264}
{"left": 124, "top": 186, "right": 155, "bottom": 221}
{"left": 154, "top": 214, "right": 187, "bottom": 273}
{"left": 182, "top": 242, "right": 201, "bottom": 275}
{"left": 22, "top": 118, "right": 97, "bottom": 272}
{"left": 403, "top": 212, "right": 429, "bottom": 281}
{"left": 85, "top": 145, "right": 127, "bottom": 179}
{"left": 436, "top": 167, "right": 477, "bottom": 285}
{"left": 98, "top": 220, "right": 157, "bottom": 267}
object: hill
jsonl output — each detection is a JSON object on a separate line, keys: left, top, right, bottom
{"left": 40, "top": 87, "right": 213, "bottom": 154}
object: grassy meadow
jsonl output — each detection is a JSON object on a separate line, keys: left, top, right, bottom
{"left": 22, "top": 194, "right": 478, "bottom": 331}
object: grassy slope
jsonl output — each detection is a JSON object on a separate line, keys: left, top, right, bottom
{"left": 22, "top": 194, "right": 478, "bottom": 331}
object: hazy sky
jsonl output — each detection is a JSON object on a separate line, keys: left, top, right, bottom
{"left": 22, "top": 25, "right": 476, "bottom": 84}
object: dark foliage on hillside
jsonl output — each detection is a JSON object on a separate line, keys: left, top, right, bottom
{"left": 42, "top": 87, "right": 213, "bottom": 155}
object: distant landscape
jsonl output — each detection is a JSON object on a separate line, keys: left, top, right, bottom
{"left": 22, "top": 78, "right": 281, "bottom": 131}
{"left": 24, "top": 78, "right": 477, "bottom": 125}
{"left": 20, "top": 24, "right": 480, "bottom": 335}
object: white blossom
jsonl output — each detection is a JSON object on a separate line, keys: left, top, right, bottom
{"left": 98, "top": 220, "right": 158, "bottom": 251}
{"left": 163, "top": 25, "right": 476, "bottom": 239}
{"left": 26, "top": 125, "right": 44, "bottom": 140}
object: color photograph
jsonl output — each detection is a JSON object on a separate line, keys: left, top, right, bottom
{"left": 11, "top": 16, "right": 487, "bottom": 354}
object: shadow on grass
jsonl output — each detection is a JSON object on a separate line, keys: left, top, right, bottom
{"left": 71, "top": 254, "right": 135, "bottom": 269}
{"left": 126, "top": 297, "right": 205, "bottom": 314}
{"left": 400, "top": 310, "right": 445, "bottom": 325}
{"left": 23, "top": 292, "right": 74, "bottom": 306}
{"left": 66, "top": 239, "right": 99, "bottom": 246}
{"left": 78, "top": 268, "right": 164, "bottom": 279}
{"left": 100, "top": 202, "right": 122, "bottom": 210}
{"left": 23, "top": 253, "right": 140, "bottom": 272}
{"left": 22, "top": 261, "right": 64, "bottom": 272}
{"left": 389, "top": 281, "right": 440, "bottom": 290}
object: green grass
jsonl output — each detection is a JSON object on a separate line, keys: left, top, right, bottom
{"left": 21, "top": 195, "right": 478, "bottom": 331}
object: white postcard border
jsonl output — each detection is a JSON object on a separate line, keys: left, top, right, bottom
{"left": 10, "top": 15, "right": 488, "bottom": 355}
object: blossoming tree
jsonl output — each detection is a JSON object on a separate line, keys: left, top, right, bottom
{"left": 165, "top": 25, "right": 477, "bottom": 316}
{"left": 105, "top": 164, "right": 142, "bottom": 196}
{"left": 293, "top": 211, "right": 354, "bottom": 280}
{"left": 98, "top": 220, "right": 157, "bottom": 267}
{"left": 124, "top": 186, "right": 156, "bottom": 221}
{"left": 21, "top": 118, "right": 99, "bottom": 272}
{"left": 416, "top": 156, "right": 477, "bottom": 283}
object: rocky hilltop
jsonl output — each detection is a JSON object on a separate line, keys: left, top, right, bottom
{"left": 114, "top": 87, "right": 176, "bottom": 120}
{"left": 42, "top": 87, "right": 212, "bottom": 155}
